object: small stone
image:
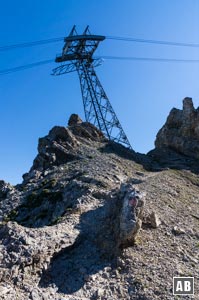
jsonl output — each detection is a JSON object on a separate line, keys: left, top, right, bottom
{"left": 96, "top": 288, "right": 104, "bottom": 297}
{"left": 114, "top": 269, "right": 120, "bottom": 278}
{"left": 135, "top": 172, "right": 145, "bottom": 177}
{"left": 148, "top": 211, "right": 161, "bottom": 228}
{"left": 0, "top": 286, "right": 10, "bottom": 295}
{"left": 182, "top": 255, "right": 189, "bottom": 262}
{"left": 172, "top": 226, "right": 185, "bottom": 235}
{"left": 31, "top": 289, "right": 42, "bottom": 300}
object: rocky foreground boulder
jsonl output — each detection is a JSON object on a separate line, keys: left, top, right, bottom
{"left": 0, "top": 108, "right": 199, "bottom": 300}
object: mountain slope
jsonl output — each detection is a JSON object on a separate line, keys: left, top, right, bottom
{"left": 0, "top": 109, "right": 198, "bottom": 300}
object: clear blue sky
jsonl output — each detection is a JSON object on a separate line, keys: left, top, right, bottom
{"left": 1, "top": 0, "right": 199, "bottom": 184}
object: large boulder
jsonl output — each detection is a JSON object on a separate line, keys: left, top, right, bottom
{"left": 119, "top": 184, "right": 145, "bottom": 247}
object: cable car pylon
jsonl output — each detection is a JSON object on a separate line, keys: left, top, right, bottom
{"left": 52, "top": 25, "right": 132, "bottom": 149}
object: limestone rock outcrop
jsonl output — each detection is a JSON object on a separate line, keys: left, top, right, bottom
{"left": 23, "top": 118, "right": 106, "bottom": 183}
{"left": 0, "top": 111, "right": 199, "bottom": 300}
{"left": 155, "top": 97, "right": 199, "bottom": 159}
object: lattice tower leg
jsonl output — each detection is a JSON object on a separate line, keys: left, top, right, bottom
{"left": 76, "top": 62, "right": 132, "bottom": 149}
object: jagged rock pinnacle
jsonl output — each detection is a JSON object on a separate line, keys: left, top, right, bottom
{"left": 68, "top": 114, "right": 83, "bottom": 126}
{"left": 182, "top": 97, "right": 194, "bottom": 115}
{"left": 154, "top": 97, "right": 199, "bottom": 159}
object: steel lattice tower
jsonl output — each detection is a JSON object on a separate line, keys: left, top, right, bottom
{"left": 52, "top": 26, "right": 132, "bottom": 149}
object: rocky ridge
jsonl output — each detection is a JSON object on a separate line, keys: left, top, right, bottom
{"left": 0, "top": 102, "right": 199, "bottom": 300}
{"left": 153, "top": 97, "right": 199, "bottom": 159}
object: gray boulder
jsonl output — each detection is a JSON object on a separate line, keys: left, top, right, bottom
{"left": 119, "top": 184, "right": 145, "bottom": 247}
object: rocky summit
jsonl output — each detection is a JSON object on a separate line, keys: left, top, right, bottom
{"left": 155, "top": 97, "right": 199, "bottom": 159}
{"left": 0, "top": 102, "right": 199, "bottom": 300}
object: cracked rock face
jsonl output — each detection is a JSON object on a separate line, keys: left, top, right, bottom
{"left": 155, "top": 97, "right": 199, "bottom": 159}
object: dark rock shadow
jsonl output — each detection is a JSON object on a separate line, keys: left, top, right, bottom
{"left": 100, "top": 142, "right": 199, "bottom": 175}
{"left": 14, "top": 181, "right": 91, "bottom": 228}
{"left": 147, "top": 147, "right": 199, "bottom": 175}
{"left": 39, "top": 195, "right": 121, "bottom": 294}
{"left": 99, "top": 142, "right": 161, "bottom": 172}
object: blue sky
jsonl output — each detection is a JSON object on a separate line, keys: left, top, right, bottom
{"left": 1, "top": 0, "right": 199, "bottom": 184}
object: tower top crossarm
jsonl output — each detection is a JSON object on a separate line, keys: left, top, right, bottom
{"left": 55, "top": 25, "right": 105, "bottom": 63}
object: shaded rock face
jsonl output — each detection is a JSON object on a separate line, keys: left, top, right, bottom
{"left": 155, "top": 97, "right": 199, "bottom": 159}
